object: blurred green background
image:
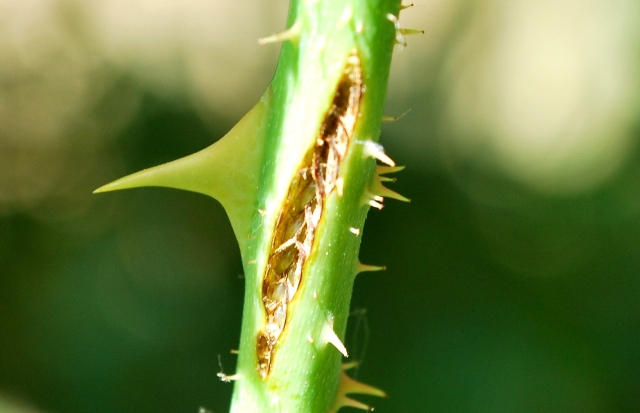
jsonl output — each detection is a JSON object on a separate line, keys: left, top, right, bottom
{"left": 1, "top": 0, "right": 640, "bottom": 412}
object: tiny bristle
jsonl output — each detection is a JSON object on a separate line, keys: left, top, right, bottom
{"left": 369, "top": 199, "right": 384, "bottom": 210}
{"left": 376, "top": 165, "right": 405, "bottom": 175}
{"left": 355, "top": 261, "right": 386, "bottom": 275}
{"left": 382, "top": 109, "right": 411, "bottom": 123}
{"left": 399, "top": 28, "right": 425, "bottom": 35}
{"left": 323, "top": 323, "right": 349, "bottom": 358}
{"left": 361, "top": 141, "right": 395, "bottom": 167}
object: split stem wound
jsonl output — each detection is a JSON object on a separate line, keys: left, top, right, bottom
{"left": 256, "top": 51, "right": 363, "bottom": 379}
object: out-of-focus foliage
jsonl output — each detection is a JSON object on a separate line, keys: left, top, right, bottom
{"left": 1, "top": 0, "right": 639, "bottom": 412}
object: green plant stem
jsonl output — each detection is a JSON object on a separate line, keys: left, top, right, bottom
{"left": 230, "top": 1, "right": 401, "bottom": 412}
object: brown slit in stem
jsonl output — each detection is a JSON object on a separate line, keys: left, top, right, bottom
{"left": 256, "top": 50, "right": 363, "bottom": 379}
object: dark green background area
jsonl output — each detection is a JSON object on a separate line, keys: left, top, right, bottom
{"left": 2, "top": 2, "right": 640, "bottom": 412}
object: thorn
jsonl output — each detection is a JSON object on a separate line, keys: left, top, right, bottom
{"left": 307, "top": 335, "right": 314, "bottom": 344}
{"left": 376, "top": 165, "right": 405, "bottom": 175}
{"left": 246, "top": 259, "right": 257, "bottom": 265}
{"left": 327, "top": 330, "right": 349, "bottom": 358}
{"left": 322, "top": 319, "right": 348, "bottom": 357}
{"left": 371, "top": 174, "right": 410, "bottom": 202}
{"left": 368, "top": 199, "right": 384, "bottom": 210}
{"left": 355, "top": 261, "right": 386, "bottom": 275}
{"left": 349, "top": 227, "right": 361, "bottom": 236}
{"left": 378, "top": 176, "right": 396, "bottom": 182}
{"left": 387, "top": 13, "right": 421, "bottom": 49}
{"left": 91, "top": 93, "right": 271, "bottom": 256}
{"left": 340, "top": 370, "right": 387, "bottom": 398}
{"left": 401, "top": 3, "right": 414, "bottom": 10}
{"left": 258, "top": 20, "right": 301, "bottom": 45}
{"left": 331, "top": 367, "right": 386, "bottom": 412}
{"left": 360, "top": 140, "right": 395, "bottom": 166}
{"left": 399, "top": 28, "right": 425, "bottom": 35}
{"left": 258, "top": 209, "right": 267, "bottom": 216}
{"left": 230, "top": 349, "right": 239, "bottom": 355}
